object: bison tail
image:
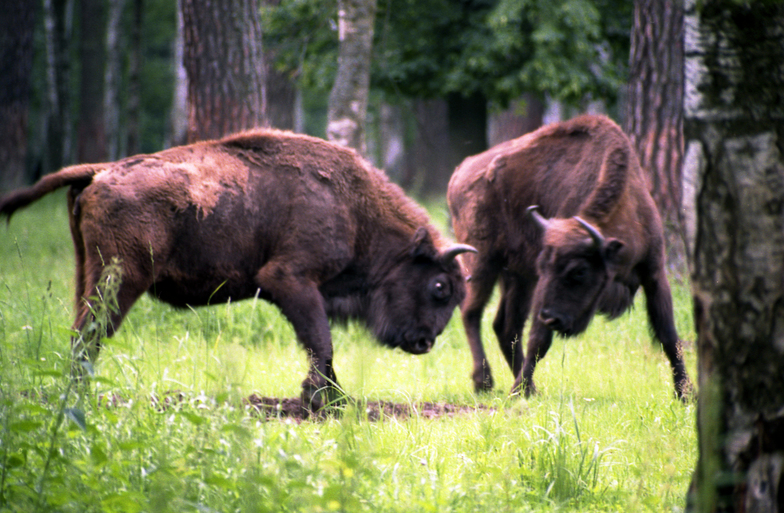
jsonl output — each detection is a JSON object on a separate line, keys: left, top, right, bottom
{"left": 0, "top": 163, "right": 101, "bottom": 223}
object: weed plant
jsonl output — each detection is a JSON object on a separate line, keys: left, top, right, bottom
{"left": 0, "top": 191, "right": 696, "bottom": 512}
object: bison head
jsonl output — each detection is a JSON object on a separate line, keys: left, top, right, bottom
{"left": 369, "top": 228, "right": 475, "bottom": 354}
{"left": 527, "top": 206, "right": 624, "bottom": 337}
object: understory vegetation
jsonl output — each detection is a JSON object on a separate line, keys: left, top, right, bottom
{"left": 0, "top": 191, "right": 696, "bottom": 512}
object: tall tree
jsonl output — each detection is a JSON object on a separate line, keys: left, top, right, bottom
{"left": 181, "top": 0, "right": 267, "bottom": 143}
{"left": 42, "top": 0, "right": 75, "bottom": 175}
{"left": 0, "top": 0, "right": 37, "bottom": 190}
{"left": 104, "top": 0, "right": 128, "bottom": 160}
{"left": 126, "top": 0, "right": 143, "bottom": 155}
{"left": 327, "top": 0, "right": 376, "bottom": 154}
{"left": 683, "top": 1, "right": 784, "bottom": 511}
{"left": 78, "top": 0, "right": 108, "bottom": 163}
{"left": 624, "top": 0, "right": 685, "bottom": 266}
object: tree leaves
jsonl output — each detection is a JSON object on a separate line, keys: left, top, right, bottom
{"left": 264, "top": 0, "right": 631, "bottom": 107}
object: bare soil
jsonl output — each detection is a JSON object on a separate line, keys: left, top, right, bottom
{"left": 245, "top": 394, "right": 494, "bottom": 422}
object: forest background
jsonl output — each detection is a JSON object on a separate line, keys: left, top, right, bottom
{"left": 4, "top": 0, "right": 671, "bottom": 235}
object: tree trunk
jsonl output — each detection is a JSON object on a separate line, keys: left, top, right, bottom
{"left": 447, "top": 92, "right": 487, "bottom": 184}
{"left": 170, "top": 3, "right": 188, "bottom": 148}
{"left": 181, "top": 0, "right": 267, "bottom": 143}
{"left": 42, "top": 0, "right": 74, "bottom": 175}
{"left": 625, "top": 0, "right": 685, "bottom": 269}
{"left": 488, "top": 93, "right": 544, "bottom": 147}
{"left": 326, "top": 0, "right": 376, "bottom": 155}
{"left": 0, "top": 0, "right": 37, "bottom": 190}
{"left": 126, "top": 0, "right": 143, "bottom": 155}
{"left": 104, "top": 0, "right": 127, "bottom": 161}
{"left": 684, "top": 1, "right": 784, "bottom": 511}
{"left": 78, "top": 0, "right": 108, "bottom": 163}
{"left": 405, "top": 98, "right": 450, "bottom": 194}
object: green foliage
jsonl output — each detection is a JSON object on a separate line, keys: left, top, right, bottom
{"left": 0, "top": 193, "right": 697, "bottom": 512}
{"left": 264, "top": 0, "right": 632, "bottom": 108}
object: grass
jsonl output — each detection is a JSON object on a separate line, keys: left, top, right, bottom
{"left": 0, "top": 190, "right": 697, "bottom": 512}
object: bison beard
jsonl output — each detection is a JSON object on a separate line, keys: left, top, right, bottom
{"left": 0, "top": 128, "right": 475, "bottom": 414}
{"left": 447, "top": 114, "right": 693, "bottom": 401}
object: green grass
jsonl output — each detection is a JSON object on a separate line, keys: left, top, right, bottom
{"left": 0, "top": 191, "right": 697, "bottom": 512}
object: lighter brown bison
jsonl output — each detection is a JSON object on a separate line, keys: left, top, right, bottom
{"left": 1, "top": 129, "right": 475, "bottom": 412}
{"left": 447, "top": 114, "right": 692, "bottom": 400}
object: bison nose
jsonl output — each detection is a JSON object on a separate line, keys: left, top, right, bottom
{"left": 406, "top": 337, "right": 434, "bottom": 355}
{"left": 539, "top": 309, "right": 564, "bottom": 331}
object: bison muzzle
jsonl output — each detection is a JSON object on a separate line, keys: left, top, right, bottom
{"left": 0, "top": 129, "right": 475, "bottom": 413}
{"left": 447, "top": 114, "right": 693, "bottom": 401}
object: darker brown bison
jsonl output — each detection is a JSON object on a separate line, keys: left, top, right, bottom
{"left": 447, "top": 114, "right": 692, "bottom": 400}
{"left": 0, "top": 129, "right": 475, "bottom": 412}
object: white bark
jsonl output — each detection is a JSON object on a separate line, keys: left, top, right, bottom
{"left": 326, "top": 0, "right": 376, "bottom": 155}
{"left": 684, "top": 0, "right": 784, "bottom": 511}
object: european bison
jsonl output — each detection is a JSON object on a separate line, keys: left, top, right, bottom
{"left": 447, "top": 114, "right": 692, "bottom": 400}
{"left": 1, "top": 129, "right": 475, "bottom": 411}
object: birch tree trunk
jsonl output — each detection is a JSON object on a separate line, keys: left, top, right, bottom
{"left": 683, "top": 1, "right": 784, "bottom": 511}
{"left": 170, "top": 4, "right": 188, "bottom": 148}
{"left": 42, "top": 0, "right": 74, "bottom": 174}
{"left": 104, "top": 0, "right": 127, "bottom": 161}
{"left": 624, "top": 0, "right": 685, "bottom": 268}
{"left": 126, "top": 0, "right": 143, "bottom": 155}
{"left": 182, "top": 0, "right": 267, "bottom": 143}
{"left": 326, "top": 0, "right": 376, "bottom": 155}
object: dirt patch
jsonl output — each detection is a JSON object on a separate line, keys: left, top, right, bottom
{"left": 245, "top": 394, "right": 495, "bottom": 422}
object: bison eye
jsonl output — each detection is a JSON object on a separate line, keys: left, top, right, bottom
{"left": 429, "top": 277, "right": 451, "bottom": 301}
{"left": 566, "top": 264, "right": 589, "bottom": 285}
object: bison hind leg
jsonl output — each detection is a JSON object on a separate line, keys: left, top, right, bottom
{"left": 70, "top": 253, "right": 151, "bottom": 382}
{"left": 493, "top": 275, "right": 532, "bottom": 383}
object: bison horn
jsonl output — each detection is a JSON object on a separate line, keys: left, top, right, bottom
{"left": 441, "top": 244, "right": 477, "bottom": 264}
{"left": 574, "top": 216, "right": 605, "bottom": 249}
{"left": 527, "top": 205, "right": 551, "bottom": 231}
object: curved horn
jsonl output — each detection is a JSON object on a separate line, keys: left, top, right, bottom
{"left": 526, "top": 205, "right": 551, "bottom": 231}
{"left": 441, "top": 244, "right": 478, "bottom": 264}
{"left": 574, "top": 216, "right": 605, "bottom": 249}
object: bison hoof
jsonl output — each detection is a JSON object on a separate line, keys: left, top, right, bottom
{"left": 510, "top": 377, "right": 536, "bottom": 398}
{"left": 301, "top": 383, "right": 346, "bottom": 416}
{"left": 675, "top": 378, "right": 696, "bottom": 404}
{"left": 472, "top": 370, "right": 495, "bottom": 393}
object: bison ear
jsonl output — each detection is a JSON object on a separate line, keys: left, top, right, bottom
{"left": 604, "top": 239, "right": 624, "bottom": 267}
{"left": 410, "top": 227, "right": 438, "bottom": 260}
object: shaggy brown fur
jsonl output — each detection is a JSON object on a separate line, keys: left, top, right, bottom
{"left": 447, "top": 114, "right": 692, "bottom": 400}
{"left": 1, "top": 128, "right": 475, "bottom": 412}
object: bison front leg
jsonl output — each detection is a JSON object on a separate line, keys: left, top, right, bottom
{"left": 492, "top": 274, "right": 531, "bottom": 386}
{"left": 460, "top": 264, "right": 500, "bottom": 392}
{"left": 255, "top": 264, "right": 343, "bottom": 413}
{"left": 513, "top": 319, "right": 554, "bottom": 398}
{"left": 643, "top": 272, "right": 694, "bottom": 401}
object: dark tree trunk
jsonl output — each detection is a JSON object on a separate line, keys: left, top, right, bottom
{"left": 488, "top": 93, "right": 544, "bottom": 147}
{"left": 407, "top": 98, "right": 450, "bottom": 195}
{"left": 43, "top": 0, "right": 74, "bottom": 175}
{"left": 327, "top": 0, "right": 376, "bottom": 155}
{"left": 0, "top": 0, "right": 37, "bottom": 190}
{"left": 126, "top": 0, "right": 143, "bottom": 155}
{"left": 78, "top": 0, "right": 108, "bottom": 163}
{"left": 267, "top": 65, "right": 297, "bottom": 131}
{"left": 262, "top": 0, "right": 296, "bottom": 131}
{"left": 181, "top": 0, "right": 267, "bottom": 143}
{"left": 447, "top": 92, "right": 487, "bottom": 184}
{"left": 624, "top": 0, "right": 685, "bottom": 268}
{"left": 683, "top": 1, "right": 784, "bottom": 511}
{"left": 104, "top": 0, "right": 127, "bottom": 161}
